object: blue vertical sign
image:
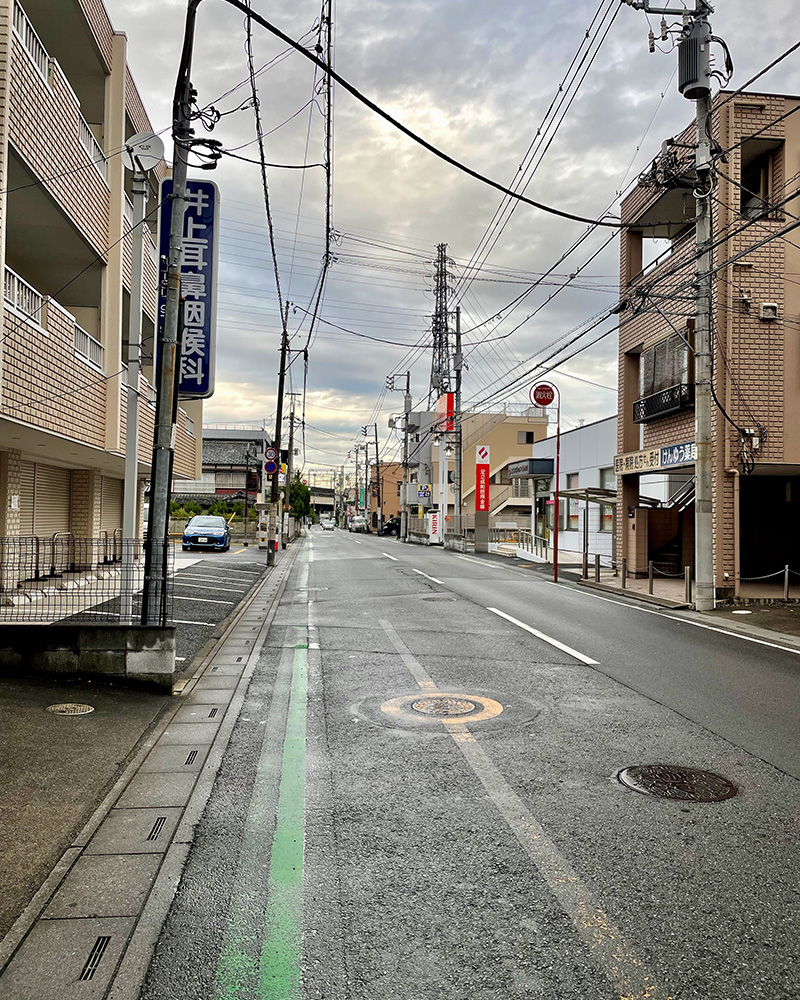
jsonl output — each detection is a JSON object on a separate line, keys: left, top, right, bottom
{"left": 157, "top": 178, "right": 219, "bottom": 399}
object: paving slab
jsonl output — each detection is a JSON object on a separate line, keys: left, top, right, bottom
{"left": 84, "top": 808, "right": 182, "bottom": 855}
{"left": 115, "top": 772, "right": 198, "bottom": 810}
{"left": 43, "top": 855, "right": 161, "bottom": 919}
{"left": 137, "top": 745, "right": 210, "bottom": 773}
{"left": 158, "top": 722, "right": 220, "bottom": 745}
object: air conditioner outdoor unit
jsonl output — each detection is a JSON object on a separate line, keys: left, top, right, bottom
{"left": 760, "top": 303, "right": 778, "bottom": 321}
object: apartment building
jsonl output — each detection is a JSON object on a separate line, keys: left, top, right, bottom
{"left": 0, "top": 0, "right": 201, "bottom": 570}
{"left": 616, "top": 90, "right": 800, "bottom": 597}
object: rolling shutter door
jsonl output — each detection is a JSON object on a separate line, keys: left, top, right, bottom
{"left": 100, "top": 477, "right": 123, "bottom": 534}
{"left": 18, "top": 461, "right": 34, "bottom": 536}
{"left": 33, "top": 464, "right": 71, "bottom": 536}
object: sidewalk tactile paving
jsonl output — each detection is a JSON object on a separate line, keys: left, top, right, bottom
{"left": 84, "top": 808, "right": 182, "bottom": 855}
{"left": 43, "top": 855, "right": 161, "bottom": 919}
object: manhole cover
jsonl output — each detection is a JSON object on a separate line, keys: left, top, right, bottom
{"left": 45, "top": 703, "right": 95, "bottom": 716}
{"left": 618, "top": 764, "right": 737, "bottom": 802}
{"left": 412, "top": 697, "right": 477, "bottom": 717}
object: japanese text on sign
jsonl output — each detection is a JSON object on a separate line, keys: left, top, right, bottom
{"left": 157, "top": 179, "right": 219, "bottom": 399}
{"left": 614, "top": 440, "right": 696, "bottom": 475}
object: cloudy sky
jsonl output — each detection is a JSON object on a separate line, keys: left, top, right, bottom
{"left": 104, "top": 0, "right": 800, "bottom": 475}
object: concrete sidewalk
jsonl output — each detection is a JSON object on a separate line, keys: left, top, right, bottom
{"left": 0, "top": 543, "right": 300, "bottom": 998}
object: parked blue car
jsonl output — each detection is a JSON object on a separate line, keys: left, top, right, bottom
{"left": 182, "top": 515, "right": 231, "bottom": 552}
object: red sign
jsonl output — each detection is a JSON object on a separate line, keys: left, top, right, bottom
{"left": 437, "top": 392, "right": 455, "bottom": 432}
{"left": 532, "top": 383, "right": 555, "bottom": 406}
{"left": 476, "top": 465, "right": 490, "bottom": 511}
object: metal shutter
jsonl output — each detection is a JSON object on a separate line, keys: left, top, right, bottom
{"left": 18, "top": 461, "right": 35, "bottom": 535}
{"left": 100, "top": 477, "right": 123, "bottom": 533}
{"left": 33, "top": 464, "right": 71, "bottom": 536}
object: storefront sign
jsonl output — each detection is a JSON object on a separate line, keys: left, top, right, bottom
{"left": 507, "top": 458, "right": 555, "bottom": 478}
{"left": 475, "top": 445, "right": 491, "bottom": 512}
{"left": 614, "top": 440, "right": 696, "bottom": 475}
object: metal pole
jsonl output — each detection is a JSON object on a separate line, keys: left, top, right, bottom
{"left": 784, "top": 564, "right": 790, "bottom": 601}
{"left": 594, "top": 552, "right": 600, "bottom": 583}
{"left": 121, "top": 169, "right": 147, "bottom": 622}
{"left": 267, "top": 307, "right": 290, "bottom": 566}
{"left": 685, "top": 565, "right": 692, "bottom": 604}
{"left": 582, "top": 488, "right": 589, "bottom": 579}
{"left": 694, "top": 85, "right": 715, "bottom": 611}
{"left": 142, "top": 1, "right": 198, "bottom": 625}
{"left": 622, "top": 557, "right": 627, "bottom": 589}
{"left": 648, "top": 560, "right": 654, "bottom": 595}
{"left": 285, "top": 396, "right": 296, "bottom": 545}
{"left": 553, "top": 391, "right": 561, "bottom": 583}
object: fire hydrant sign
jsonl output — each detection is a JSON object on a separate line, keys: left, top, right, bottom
{"left": 157, "top": 178, "right": 219, "bottom": 399}
{"left": 475, "top": 445, "right": 490, "bottom": 512}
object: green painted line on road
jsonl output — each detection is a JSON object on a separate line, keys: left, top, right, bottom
{"left": 259, "top": 642, "right": 308, "bottom": 999}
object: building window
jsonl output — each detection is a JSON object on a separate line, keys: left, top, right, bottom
{"left": 215, "top": 471, "right": 246, "bottom": 488}
{"left": 599, "top": 467, "right": 615, "bottom": 533}
{"left": 740, "top": 145, "right": 780, "bottom": 219}
{"left": 513, "top": 478, "right": 530, "bottom": 498}
{"left": 565, "top": 473, "right": 579, "bottom": 532}
{"left": 518, "top": 430, "right": 535, "bottom": 445}
{"left": 640, "top": 333, "right": 691, "bottom": 398}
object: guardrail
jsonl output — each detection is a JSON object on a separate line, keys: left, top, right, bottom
{"left": 518, "top": 529, "right": 549, "bottom": 559}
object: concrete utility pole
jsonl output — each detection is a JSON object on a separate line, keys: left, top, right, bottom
{"left": 387, "top": 371, "right": 412, "bottom": 541}
{"left": 268, "top": 304, "right": 290, "bottom": 566}
{"left": 454, "top": 306, "right": 463, "bottom": 526}
{"left": 362, "top": 423, "right": 382, "bottom": 532}
{"left": 622, "top": 0, "right": 723, "bottom": 611}
{"left": 285, "top": 393, "right": 298, "bottom": 540}
{"left": 141, "top": 6, "right": 197, "bottom": 625}
{"left": 429, "top": 243, "right": 452, "bottom": 406}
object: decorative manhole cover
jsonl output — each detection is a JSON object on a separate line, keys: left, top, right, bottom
{"left": 412, "top": 697, "right": 477, "bottom": 717}
{"left": 45, "top": 703, "right": 95, "bottom": 716}
{"left": 618, "top": 764, "right": 737, "bottom": 802}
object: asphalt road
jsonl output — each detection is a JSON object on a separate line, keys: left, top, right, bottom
{"left": 140, "top": 529, "right": 800, "bottom": 1000}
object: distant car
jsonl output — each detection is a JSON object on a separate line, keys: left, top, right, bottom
{"left": 379, "top": 516, "right": 401, "bottom": 537}
{"left": 349, "top": 515, "right": 369, "bottom": 533}
{"left": 320, "top": 519, "right": 335, "bottom": 531}
{"left": 182, "top": 515, "right": 231, "bottom": 552}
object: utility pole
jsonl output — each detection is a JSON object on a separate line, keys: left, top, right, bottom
{"left": 268, "top": 304, "right": 290, "bottom": 566}
{"left": 622, "top": 0, "right": 724, "bottom": 611}
{"left": 387, "top": 372, "right": 412, "bottom": 541}
{"left": 141, "top": 7, "right": 197, "bottom": 625}
{"left": 429, "top": 243, "right": 452, "bottom": 406}
{"left": 285, "top": 394, "right": 298, "bottom": 540}
{"left": 363, "top": 423, "right": 382, "bottom": 532}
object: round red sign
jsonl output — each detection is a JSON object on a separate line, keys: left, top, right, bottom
{"left": 531, "top": 383, "right": 555, "bottom": 406}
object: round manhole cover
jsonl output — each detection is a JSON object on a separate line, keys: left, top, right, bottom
{"left": 618, "top": 764, "right": 737, "bottom": 802}
{"left": 45, "top": 703, "right": 95, "bottom": 716}
{"left": 412, "top": 697, "right": 477, "bottom": 717}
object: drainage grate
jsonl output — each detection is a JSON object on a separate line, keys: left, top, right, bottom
{"left": 78, "top": 936, "right": 111, "bottom": 981}
{"left": 618, "top": 765, "right": 737, "bottom": 802}
{"left": 45, "top": 703, "right": 94, "bottom": 716}
{"left": 146, "top": 816, "right": 167, "bottom": 841}
{"left": 412, "top": 697, "right": 478, "bottom": 717}
{"left": 184, "top": 750, "right": 198, "bottom": 766}
{"left": 208, "top": 707, "right": 219, "bottom": 719}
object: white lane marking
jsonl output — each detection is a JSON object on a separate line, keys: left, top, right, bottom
{"left": 173, "top": 596, "right": 236, "bottom": 605}
{"left": 354, "top": 540, "right": 362, "bottom": 545}
{"left": 172, "top": 583, "right": 248, "bottom": 594}
{"left": 382, "top": 553, "right": 399, "bottom": 561}
{"left": 176, "top": 657, "right": 186, "bottom": 662}
{"left": 173, "top": 619, "right": 216, "bottom": 626}
{"left": 377, "top": 618, "right": 652, "bottom": 997}
{"left": 564, "top": 587, "right": 800, "bottom": 657}
{"left": 487, "top": 607, "right": 598, "bottom": 665}
{"left": 412, "top": 567, "right": 444, "bottom": 585}
{"left": 457, "top": 555, "right": 498, "bottom": 567}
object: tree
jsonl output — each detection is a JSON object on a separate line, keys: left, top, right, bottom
{"left": 288, "top": 474, "right": 311, "bottom": 518}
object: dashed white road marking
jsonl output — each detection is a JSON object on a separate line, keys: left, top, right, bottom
{"left": 382, "top": 553, "right": 399, "bottom": 561}
{"left": 412, "top": 568, "right": 444, "bottom": 585}
{"left": 487, "top": 607, "right": 598, "bottom": 664}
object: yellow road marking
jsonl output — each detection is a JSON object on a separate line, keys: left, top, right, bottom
{"left": 232, "top": 547, "right": 247, "bottom": 554}
{"left": 378, "top": 618, "right": 660, "bottom": 1000}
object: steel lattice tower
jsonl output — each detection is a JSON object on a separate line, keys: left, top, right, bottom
{"left": 429, "top": 242, "right": 452, "bottom": 405}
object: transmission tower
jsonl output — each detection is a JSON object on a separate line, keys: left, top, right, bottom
{"left": 429, "top": 242, "right": 453, "bottom": 404}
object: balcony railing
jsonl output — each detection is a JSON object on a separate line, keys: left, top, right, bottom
{"left": 74, "top": 324, "right": 104, "bottom": 369}
{"left": 4, "top": 265, "right": 45, "bottom": 327}
{"left": 13, "top": 0, "right": 49, "bottom": 82}
{"left": 633, "top": 383, "right": 694, "bottom": 423}
{"left": 78, "top": 113, "right": 107, "bottom": 183}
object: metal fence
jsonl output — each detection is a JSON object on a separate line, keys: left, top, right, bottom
{"left": 0, "top": 537, "right": 173, "bottom": 625}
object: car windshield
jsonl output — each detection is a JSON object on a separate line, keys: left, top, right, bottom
{"left": 189, "top": 516, "right": 226, "bottom": 528}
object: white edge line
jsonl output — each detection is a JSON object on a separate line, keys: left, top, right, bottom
{"left": 566, "top": 587, "right": 800, "bottom": 657}
{"left": 382, "top": 553, "right": 399, "bottom": 561}
{"left": 412, "top": 567, "right": 444, "bottom": 585}
{"left": 487, "top": 607, "right": 598, "bottom": 665}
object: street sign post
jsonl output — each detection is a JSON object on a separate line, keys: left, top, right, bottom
{"left": 157, "top": 178, "right": 219, "bottom": 399}
{"left": 530, "top": 382, "right": 561, "bottom": 582}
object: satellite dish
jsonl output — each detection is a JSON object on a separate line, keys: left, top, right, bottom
{"left": 123, "top": 132, "right": 165, "bottom": 173}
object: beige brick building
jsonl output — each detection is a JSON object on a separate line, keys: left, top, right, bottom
{"left": 616, "top": 90, "right": 800, "bottom": 598}
{"left": 0, "top": 0, "right": 201, "bottom": 579}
